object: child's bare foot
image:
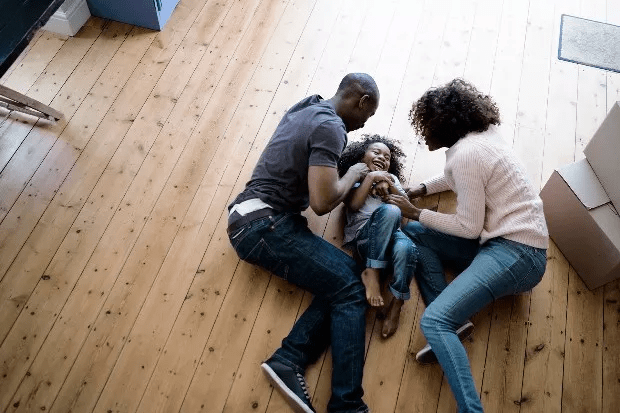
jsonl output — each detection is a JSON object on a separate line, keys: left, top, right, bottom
{"left": 382, "top": 296, "right": 404, "bottom": 338}
{"left": 361, "top": 268, "right": 384, "bottom": 307}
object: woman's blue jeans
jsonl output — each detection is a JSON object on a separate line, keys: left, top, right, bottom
{"left": 354, "top": 204, "right": 417, "bottom": 300}
{"left": 402, "top": 222, "right": 547, "bottom": 413}
{"left": 228, "top": 212, "right": 369, "bottom": 413}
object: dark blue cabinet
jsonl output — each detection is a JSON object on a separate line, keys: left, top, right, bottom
{"left": 86, "top": 0, "right": 179, "bottom": 30}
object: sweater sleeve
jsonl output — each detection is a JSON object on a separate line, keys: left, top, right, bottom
{"left": 422, "top": 174, "right": 451, "bottom": 194}
{"left": 419, "top": 149, "right": 486, "bottom": 239}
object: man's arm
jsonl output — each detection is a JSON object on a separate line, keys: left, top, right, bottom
{"left": 308, "top": 163, "right": 368, "bottom": 216}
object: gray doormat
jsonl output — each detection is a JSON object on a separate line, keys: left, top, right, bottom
{"left": 558, "top": 14, "right": 620, "bottom": 73}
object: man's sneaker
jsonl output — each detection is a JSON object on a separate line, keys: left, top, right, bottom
{"left": 261, "top": 358, "right": 316, "bottom": 413}
{"left": 415, "top": 321, "right": 475, "bottom": 364}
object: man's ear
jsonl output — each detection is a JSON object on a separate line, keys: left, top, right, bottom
{"left": 358, "top": 94, "right": 370, "bottom": 108}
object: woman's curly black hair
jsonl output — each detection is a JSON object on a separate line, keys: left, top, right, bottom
{"left": 409, "top": 78, "right": 500, "bottom": 148}
{"left": 337, "top": 134, "right": 406, "bottom": 182}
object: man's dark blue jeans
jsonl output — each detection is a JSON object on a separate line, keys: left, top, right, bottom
{"left": 228, "top": 212, "right": 369, "bottom": 413}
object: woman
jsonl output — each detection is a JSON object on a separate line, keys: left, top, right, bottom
{"left": 387, "top": 79, "right": 548, "bottom": 412}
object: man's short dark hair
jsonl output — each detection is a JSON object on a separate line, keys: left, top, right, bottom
{"left": 337, "top": 73, "right": 379, "bottom": 104}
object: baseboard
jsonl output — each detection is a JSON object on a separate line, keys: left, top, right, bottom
{"left": 43, "top": 0, "right": 91, "bottom": 36}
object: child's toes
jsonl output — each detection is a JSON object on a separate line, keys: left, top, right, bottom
{"left": 369, "top": 295, "right": 383, "bottom": 307}
{"left": 382, "top": 318, "right": 397, "bottom": 338}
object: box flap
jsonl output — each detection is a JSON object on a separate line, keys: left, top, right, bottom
{"left": 557, "top": 158, "right": 610, "bottom": 210}
{"left": 592, "top": 204, "right": 620, "bottom": 247}
{"left": 584, "top": 101, "right": 620, "bottom": 212}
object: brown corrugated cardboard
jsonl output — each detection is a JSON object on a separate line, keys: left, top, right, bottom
{"left": 584, "top": 101, "right": 620, "bottom": 213}
{"left": 541, "top": 159, "right": 620, "bottom": 290}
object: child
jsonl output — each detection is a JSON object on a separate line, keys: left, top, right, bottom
{"left": 338, "top": 134, "right": 418, "bottom": 338}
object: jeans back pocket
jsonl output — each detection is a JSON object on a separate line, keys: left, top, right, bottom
{"left": 242, "top": 238, "right": 289, "bottom": 280}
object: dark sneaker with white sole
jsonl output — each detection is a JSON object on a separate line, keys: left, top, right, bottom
{"left": 416, "top": 321, "right": 475, "bottom": 364}
{"left": 261, "top": 358, "right": 316, "bottom": 413}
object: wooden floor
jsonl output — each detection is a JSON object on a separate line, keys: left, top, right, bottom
{"left": 1, "top": 0, "right": 619, "bottom": 411}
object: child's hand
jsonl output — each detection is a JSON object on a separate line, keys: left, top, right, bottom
{"left": 373, "top": 180, "right": 390, "bottom": 198}
{"left": 368, "top": 170, "right": 393, "bottom": 184}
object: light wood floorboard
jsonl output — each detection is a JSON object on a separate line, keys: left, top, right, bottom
{"left": 1, "top": 0, "right": 619, "bottom": 412}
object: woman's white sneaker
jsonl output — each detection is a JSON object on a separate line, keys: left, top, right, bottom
{"left": 415, "top": 321, "right": 475, "bottom": 364}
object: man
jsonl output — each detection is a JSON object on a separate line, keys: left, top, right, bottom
{"left": 227, "top": 73, "right": 379, "bottom": 413}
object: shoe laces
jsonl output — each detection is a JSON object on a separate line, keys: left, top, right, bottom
{"left": 295, "top": 372, "right": 311, "bottom": 401}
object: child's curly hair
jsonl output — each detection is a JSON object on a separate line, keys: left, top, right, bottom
{"left": 338, "top": 134, "right": 406, "bottom": 182}
{"left": 409, "top": 78, "right": 500, "bottom": 148}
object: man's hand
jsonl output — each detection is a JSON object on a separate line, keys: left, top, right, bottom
{"left": 347, "top": 162, "right": 370, "bottom": 181}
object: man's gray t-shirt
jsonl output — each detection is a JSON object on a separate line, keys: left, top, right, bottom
{"left": 230, "top": 95, "right": 347, "bottom": 213}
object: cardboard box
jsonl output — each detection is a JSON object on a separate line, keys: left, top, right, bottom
{"left": 584, "top": 101, "right": 620, "bottom": 213}
{"left": 541, "top": 159, "right": 620, "bottom": 290}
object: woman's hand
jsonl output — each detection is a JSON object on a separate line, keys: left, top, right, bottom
{"left": 386, "top": 193, "right": 422, "bottom": 221}
{"left": 406, "top": 183, "right": 426, "bottom": 201}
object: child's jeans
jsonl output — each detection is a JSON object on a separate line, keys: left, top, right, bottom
{"left": 402, "top": 221, "right": 547, "bottom": 413}
{"left": 353, "top": 204, "right": 418, "bottom": 300}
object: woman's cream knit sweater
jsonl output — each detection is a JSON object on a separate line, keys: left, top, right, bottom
{"left": 420, "top": 127, "right": 549, "bottom": 249}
